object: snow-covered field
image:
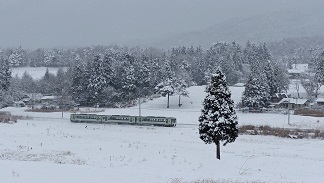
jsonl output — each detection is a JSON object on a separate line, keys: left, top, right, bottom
{"left": 11, "top": 67, "right": 67, "bottom": 79}
{"left": 1, "top": 86, "right": 324, "bottom": 183}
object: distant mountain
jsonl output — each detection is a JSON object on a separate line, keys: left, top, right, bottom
{"left": 148, "top": 10, "right": 324, "bottom": 49}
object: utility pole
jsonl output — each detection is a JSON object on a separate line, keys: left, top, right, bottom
{"left": 61, "top": 89, "right": 64, "bottom": 118}
{"left": 138, "top": 98, "right": 141, "bottom": 117}
{"left": 288, "top": 99, "right": 291, "bottom": 125}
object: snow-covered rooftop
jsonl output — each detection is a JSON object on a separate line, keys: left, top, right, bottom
{"left": 277, "top": 98, "right": 308, "bottom": 105}
{"left": 292, "top": 64, "right": 308, "bottom": 72}
{"left": 315, "top": 98, "right": 324, "bottom": 102}
{"left": 287, "top": 69, "right": 302, "bottom": 74}
{"left": 41, "top": 96, "right": 56, "bottom": 100}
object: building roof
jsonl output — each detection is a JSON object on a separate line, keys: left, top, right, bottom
{"left": 287, "top": 69, "right": 302, "bottom": 74}
{"left": 277, "top": 98, "right": 308, "bottom": 105}
{"left": 292, "top": 64, "right": 308, "bottom": 72}
{"left": 288, "top": 64, "right": 309, "bottom": 74}
{"left": 273, "top": 93, "right": 288, "bottom": 98}
{"left": 315, "top": 98, "right": 324, "bottom": 103}
{"left": 41, "top": 96, "right": 56, "bottom": 100}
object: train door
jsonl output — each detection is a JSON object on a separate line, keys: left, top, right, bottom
{"left": 130, "top": 117, "right": 136, "bottom": 124}
{"left": 96, "top": 116, "right": 101, "bottom": 123}
{"left": 103, "top": 116, "right": 107, "bottom": 123}
{"left": 138, "top": 117, "right": 142, "bottom": 124}
{"left": 167, "top": 119, "right": 171, "bottom": 126}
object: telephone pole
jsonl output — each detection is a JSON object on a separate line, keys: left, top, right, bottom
{"left": 138, "top": 98, "right": 141, "bottom": 117}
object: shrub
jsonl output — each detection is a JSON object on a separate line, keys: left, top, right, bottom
{"left": 294, "top": 109, "right": 324, "bottom": 117}
{"left": 239, "top": 125, "right": 324, "bottom": 139}
{"left": 0, "top": 113, "right": 18, "bottom": 124}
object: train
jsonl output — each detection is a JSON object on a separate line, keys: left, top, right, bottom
{"left": 70, "top": 113, "right": 177, "bottom": 127}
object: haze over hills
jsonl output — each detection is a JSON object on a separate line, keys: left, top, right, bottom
{"left": 144, "top": 10, "right": 324, "bottom": 49}
{"left": 1, "top": 0, "right": 324, "bottom": 49}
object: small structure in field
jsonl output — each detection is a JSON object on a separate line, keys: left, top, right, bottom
{"left": 287, "top": 64, "right": 309, "bottom": 79}
{"left": 270, "top": 93, "right": 289, "bottom": 103}
{"left": 274, "top": 98, "right": 310, "bottom": 109}
{"left": 315, "top": 98, "right": 324, "bottom": 106}
{"left": 13, "top": 101, "right": 26, "bottom": 107}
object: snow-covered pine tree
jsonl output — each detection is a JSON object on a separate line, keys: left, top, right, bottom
{"left": 0, "top": 58, "right": 12, "bottom": 91}
{"left": 315, "top": 51, "right": 324, "bottom": 88}
{"left": 148, "top": 58, "right": 163, "bottom": 90}
{"left": 264, "top": 61, "right": 279, "bottom": 97}
{"left": 231, "top": 41, "right": 243, "bottom": 72}
{"left": 9, "top": 74, "right": 27, "bottom": 103}
{"left": 243, "top": 41, "right": 258, "bottom": 65}
{"left": 273, "top": 62, "right": 290, "bottom": 93}
{"left": 205, "top": 42, "right": 240, "bottom": 85}
{"left": 198, "top": 69, "right": 238, "bottom": 160}
{"left": 44, "top": 51, "right": 55, "bottom": 67}
{"left": 29, "top": 48, "right": 45, "bottom": 67}
{"left": 71, "top": 62, "right": 90, "bottom": 106}
{"left": 0, "top": 58, "right": 12, "bottom": 108}
{"left": 155, "top": 59, "right": 175, "bottom": 108}
{"left": 134, "top": 56, "right": 151, "bottom": 97}
{"left": 8, "top": 52, "right": 22, "bottom": 67}
{"left": 21, "top": 71, "right": 36, "bottom": 93}
{"left": 258, "top": 43, "right": 271, "bottom": 63}
{"left": 174, "top": 78, "right": 189, "bottom": 107}
{"left": 54, "top": 68, "right": 66, "bottom": 95}
{"left": 87, "top": 54, "right": 116, "bottom": 105}
{"left": 38, "top": 68, "right": 56, "bottom": 95}
{"left": 173, "top": 59, "right": 191, "bottom": 107}
{"left": 241, "top": 65, "right": 270, "bottom": 109}
{"left": 191, "top": 56, "right": 206, "bottom": 85}
{"left": 118, "top": 55, "right": 137, "bottom": 103}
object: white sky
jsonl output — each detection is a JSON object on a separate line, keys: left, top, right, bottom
{"left": 0, "top": 0, "right": 323, "bottom": 48}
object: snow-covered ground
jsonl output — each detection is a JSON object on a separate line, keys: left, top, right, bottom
{"left": 11, "top": 67, "right": 67, "bottom": 80}
{"left": 1, "top": 86, "right": 324, "bottom": 183}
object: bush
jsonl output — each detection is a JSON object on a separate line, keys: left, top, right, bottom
{"left": 239, "top": 125, "right": 324, "bottom": 139}
{"left": 0, "top": 113, "right": 18, "bottom": 124}
{"left": 294, "top": 109, "right": 324, "bottom": 117}
{"left": 170, "top": 179, "right": 263, "bottom": 183}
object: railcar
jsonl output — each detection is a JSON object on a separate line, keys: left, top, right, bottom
{"left": 70, "top": 114, "right": 176, "bottom": 127}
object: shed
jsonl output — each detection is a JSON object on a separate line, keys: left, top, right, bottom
{"left": 41, "top": 96, "right": 57, "bottom": 104}
{"left": 275, "top": 98, "right": 309, "bottom": 109}
{"left": 315, "top": 98, "right": 324, "bottom": 106}
{"left": 13, "top": 101, "right": 26, "bottom": 107}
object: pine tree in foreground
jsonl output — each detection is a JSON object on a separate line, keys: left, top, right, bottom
{"left": 198, "top": 69, "right": 238, "bottom": 160}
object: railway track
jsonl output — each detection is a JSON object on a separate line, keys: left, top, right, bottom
{"left": 18, "top": 116, "right": 324, "bottom": 133}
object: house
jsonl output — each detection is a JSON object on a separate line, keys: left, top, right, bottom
{"left": 274, "top": 98, "right": 309, "bottom": 109}
{"left": 287, "top": 64, "right": 309, "bottom": 79}
{"left": 233, "top": 83, "right": 245, "bottom": 87}
{"left": 270, "top": 93, "right": 289, "bottom": 103}
{"left": 315, "top": 98, "right": 324, "bottom": 106}
{"left": 13, "top": 101, "right": 26, "bottom": 107}
{"left": 292, "top": 64, "right": 308, "bottom": 71}
{"left": 20, "top": 93, "right": 43, "bottom": 105}
{"left": 40, "top": 96, "right": 57, "bottom": 104}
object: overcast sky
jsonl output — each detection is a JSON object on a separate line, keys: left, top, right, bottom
{"left": 0, "top": 0, "right": 323, "bottom": 49}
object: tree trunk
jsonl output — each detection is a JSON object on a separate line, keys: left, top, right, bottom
{"left": 216, "top": 140, "right": 220, "bottom": 160}
{"left": 167, "top": 93, "right": 170, "bottom": 108}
